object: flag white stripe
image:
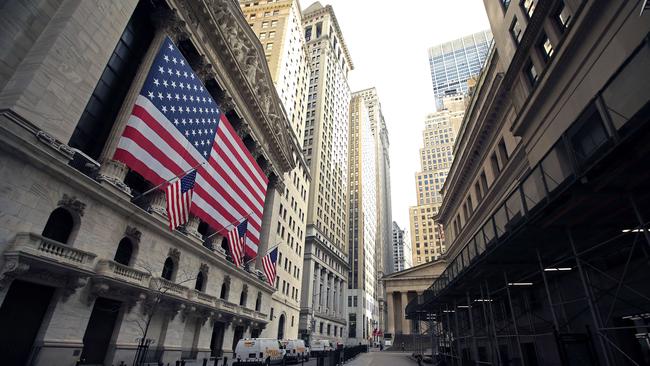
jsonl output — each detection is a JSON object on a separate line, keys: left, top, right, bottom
{"left": 196, "top": 172, "right": 261, "bottom": 226}
{"left": 214, "top": 133, "right": 266, "bottom": 200}
{"left": 192, "top": 194, "right": 261, "bottom": 241}
{"left": 217, "top": 123, "right": 268, "bottom": 188}
{"left": 206, "top": 150, "right": 265, "bottom": 209}
{"left": 117, "top": 138, "right": 176, "bottom": 181}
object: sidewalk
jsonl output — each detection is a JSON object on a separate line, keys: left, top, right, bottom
{"left": 344, "top": 351, "right": 420, "bottom": 366}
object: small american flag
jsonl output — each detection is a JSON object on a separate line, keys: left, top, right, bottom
{"left": 227, "top": 220, "right": 248, "bottom": 267}
{"left": 165, "top": 169, "right": 197, "bottom": 230}
{"left": 262, "top": 246, "right": 278, "bottom": 287}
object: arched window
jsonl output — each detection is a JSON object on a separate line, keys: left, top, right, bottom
{"left": 255, "top": 292, "right": 262, "bottom": 311}
{"left": 220, "top": 278, "right": 230, "bottom": 300}
{"left": 239, "top": 288, "right": 248, "bottom": 307}
{"left": 162, "top": 257, "right": 175, "bottom": 281}
{"left": 277, "top": 314, "right": 286, "bottom": 340}
{"left": 195, "top": 271, "right": 205, "bottom": 292}
{"left": 42, "top": 207, "right": 74, "bottom": 244}
{"left": 114, "top": 238, "right": 134, "bottom": 266}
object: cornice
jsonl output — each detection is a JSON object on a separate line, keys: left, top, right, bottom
{"left": 171, "top": 0, "right": 301, "bottom": 177}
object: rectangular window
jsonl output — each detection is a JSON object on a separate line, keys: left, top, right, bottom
{"left": 521, "top": 0, "right": 536, "bottom": 18}
{"left": 538, "top": 33, "right": 554, "bottom": 62}
{"left": 69, "top": 1, "right": 154, "bottom": 159}
{"left": 501, "top": 0, "right": 511, "bottom": 10}
{"left": 525, "top": 59, "right": 539, "bottom": 86}
{"left": 271, "top": 20, "right": 278, "bottom": 27}
{"left": 553, "top": 0, "right": 572, "bottom": 31}
{"left": 269, "top": 31, "right": 275, "bottom": 38}
{"left": 266, "top": 43, "right": 273, "bottom": 50}
{"left": 510, "top": 17, "right": 523, "bottom": 44}
{"left": 491, "top": 152, "right": 501, "bottom": 175}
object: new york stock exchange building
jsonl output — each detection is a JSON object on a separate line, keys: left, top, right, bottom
{"left": 0, "top": 0, "right": 305, "bottom": 365}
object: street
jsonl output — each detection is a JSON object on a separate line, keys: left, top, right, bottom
{"left": 285, "top": 351, "right": 418, "bottom": 366}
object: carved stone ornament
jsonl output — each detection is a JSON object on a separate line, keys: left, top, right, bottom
{"left": 168, "top": 248, "right": 181, "bottom": 263}
{"left": 200, "top": 263, "right": 209, "bottom": 275}
{"left": 0, "top": 258, "right": 30, "bottom": 289}
{"left": 86, "top": 281, "right": 110, "bottom": 306}
{"left": 62, "top": 276, "right": 88, "bottom": 302}
{"left": 125, "top": 225, "right": 142, "bottom": 242}
{"left": 151, "top": 8, "right": 188, "bottom": 41}
{"left": 58, "top": 194, "right": 86, "bottom": 217}
{"left": 217, "top": 94, "right": 235, "bottom": 113}
{"left": 96, "top": 159, "right": 132, "bottom": 195}
{"left": 170, "top": 303, "right": 187, "bottom": 321}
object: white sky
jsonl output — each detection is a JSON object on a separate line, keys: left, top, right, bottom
{"left": 298, "top": 0, "right": 490, "bottom": 229}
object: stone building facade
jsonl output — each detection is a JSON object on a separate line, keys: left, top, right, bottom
{"left": 0, "top": 0, "right": 302, "bottom": 365}
{"left": 298, "top": 2, "right": 352, "bottom": 345}
{"left": 239, "top": 0, "right": 311, "bottom": 341}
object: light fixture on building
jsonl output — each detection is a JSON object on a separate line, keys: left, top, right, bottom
{"left": 457, "top": 305, "right": 470, "bottom": 309}
{"left": 544, "top": 267, "right": 572, "bottom": 272}
{"left": 473, "top": 299, "right": 492, "bottom": 302}
{"left": 622, "top": 229, "right": 647, "bottom": 233}
{"left": 508, "top": 282, "right": 533, "bottom": 286}
{"left": 442, "top": 310, "right": 455, "bottom": 313}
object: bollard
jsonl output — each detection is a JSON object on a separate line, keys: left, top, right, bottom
{"left": 223, "top": 356, "right": 228, "bottom": 366}
{"left": 203, "top": 358, "right": 208, "bottom": 366}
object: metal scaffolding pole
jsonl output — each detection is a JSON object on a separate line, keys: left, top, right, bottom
{"left": 484, "top": 282, "right": 502, "bottom": 365}
{"left": 537, "top": 250, "right": 560, "bottom": 333}
{"left": 629, "top": 195, "right": 650, "bottom": 249}
{"left": 467, "top": 292, "right": 479, "bottom": 365}
{"left": 454, "top": 299, "right": 462, "bottom": 366}
{"left": 567, "top": 228, "right": 613, "bottom": 366}
{"left": 504, "top": 272, "right": 526, "bottom": 366}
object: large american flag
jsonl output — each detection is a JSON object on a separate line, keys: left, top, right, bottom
{"left": 165, "top": 169, "right": 197, "bottom": 230}
{"left": 114, "top": 37, "right": 268, "bottom": 258}
{"left": 262, "top": 246, "right": 278, "bottom": 287}
{"left": 227, "top": 219, "right": 248, "bottom": 267}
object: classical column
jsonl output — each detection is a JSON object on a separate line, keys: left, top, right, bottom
{"left": 401, "top": 292, "right": 410, "bottom": 335}
{"left": 148, "top": 190, "right": 168, "bottom": 223}
{"left": 255, "top": 171, "right": 280, "bottom": 272}
{"left": 96, "top": 9, "right": 187, "bottom": 196}
{"left": 340, "top": 281, "right": 345, "bottom": 318}
{"left": 386, "top": 292, "right": 395, "bottom": 335}
{"left": 315, "top": 264, "right": 322, "bottom": 312}
{"left": 332, "top": 278, "right": 338, "bottom": 315}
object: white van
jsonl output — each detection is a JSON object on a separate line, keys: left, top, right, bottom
{"left": 309, "top": 339, "right": 333, "bottom": 354}
{"left": 233, "top": 338, "right": 286, "bottom": 365}
{"left": 282, "top": 339, "right": 309, "bottom": 363}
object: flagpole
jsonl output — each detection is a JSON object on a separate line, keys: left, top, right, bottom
{"left": 132, "top": 162, "right": 205, "bottom": 201}
{"left": 242, "top": 243, "right": 279, "bottom": 267}
{"left": 206, "top": 211, "right": 254, "bottom": 239}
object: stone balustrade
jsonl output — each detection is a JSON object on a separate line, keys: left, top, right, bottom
{"left": 9, "top": 232, "right": 96, "bottom": 271}
{"left": 95, "top": 259, "right": 151, "bottom": 287}
{"left": 150, "top": 277, "right": 190, "bottom": 298}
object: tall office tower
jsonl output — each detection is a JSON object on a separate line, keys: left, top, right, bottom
{"left": 299, "top": 2, "right": 353, "bottom": 344}
{"left": 391, "top": 222, "right": 412, "bottom": 272}
{"left": 240, "top": 0, "right": 311, "bottom": 340}
{"left": 428, "top": 30, "right": 492, "bottom": 109}
{"left": 346, "top": 94, "right": 378, "bottom": 344}
{"left": 353, "top": 87, "right": 392, "bottom": 339}
{"left": 409, "top": 95, "right": 467, "bottom": 265}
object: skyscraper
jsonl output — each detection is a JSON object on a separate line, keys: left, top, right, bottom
{"left": 240, "top": 0, "right": 311, "bottom": 340}
{"left": 299, "top": 2, "right": 353, "bottom": 343}
{"left": 391, "top": 221, "right": 412, "bottom": 272}
{"left": 428, "top": 30, "right": 492, "bottom": 109}
{"left": 409, "top": 95, "right": 467, "bottom": 265}
{"left": 346, "top": 94, "right": 377, "bottom": 343}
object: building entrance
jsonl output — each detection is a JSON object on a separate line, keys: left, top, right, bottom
{"left": 210, "top": 322, "right": 226, "bottom": 357}
{"left": 80, "top": 297, "right": 122, "bottom": 364}
{"left": 0, "top": 280, "right": 55, "bottom": 365}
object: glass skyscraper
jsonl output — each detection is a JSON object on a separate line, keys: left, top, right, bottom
{"left": 428, "top": 30, "right": 493, "bottom": 109}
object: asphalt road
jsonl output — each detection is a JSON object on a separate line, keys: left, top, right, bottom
{"left": 284, "top": 351, "right": 417, "bottom": 366}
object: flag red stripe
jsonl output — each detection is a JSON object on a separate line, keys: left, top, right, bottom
{"left": 219, "top": 114, "right": 268, "bottom": 185}
{"left": 206, "top": 148, "right": 264, "bottom": 214}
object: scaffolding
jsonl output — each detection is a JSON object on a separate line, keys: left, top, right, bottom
{"left": 407, "top": 40, "right": 650, "bottom": 365}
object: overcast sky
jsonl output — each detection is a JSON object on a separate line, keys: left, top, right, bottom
{"left": 298, "top": 0, "right": 490, "bottom": 228}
